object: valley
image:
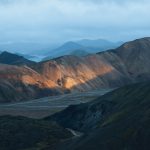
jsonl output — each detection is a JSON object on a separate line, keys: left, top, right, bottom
{"left": 1, "top": 37, "right": 150, "bottom": 103}
{"left": 0, "top": 37, "right": 150, "bottom": 150}
{"left": 1, "top": 81, "right": 149, "bottom": 150}
{"left": 0, "top": 89, "right": 112, "bottom": 118}
{"left": 1, "top": 1, "right": 150, "bottom": 149}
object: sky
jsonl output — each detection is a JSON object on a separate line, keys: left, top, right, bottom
{"left": 0, "top": 0, "right": 150, "bottom": 45}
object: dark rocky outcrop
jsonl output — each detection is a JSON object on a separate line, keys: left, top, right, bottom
{"left": 0, "top": 115, "right": 72, "bottom": 150}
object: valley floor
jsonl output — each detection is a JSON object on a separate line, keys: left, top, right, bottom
{"left": 0, "top": 89, "right": 112, "bottom": 118}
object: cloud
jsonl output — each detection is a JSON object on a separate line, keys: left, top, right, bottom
{"left": 0, "top": 0, "right": 150, "bottom": 44}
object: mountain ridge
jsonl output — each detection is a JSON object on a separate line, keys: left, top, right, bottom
{"left": 43, "top": 39, "right": 122, "bottom": 60}
{"left": 0, "top": 37, "right": 150, "bottom": 102}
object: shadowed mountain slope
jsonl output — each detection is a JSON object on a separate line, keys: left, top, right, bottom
{"left": 114, "top": 37, "right": 150, "bottom": 80}
{"left": 0, "top": 115, "right": 72, "bottom": 150}
{"left": 1, "top": 81, "right": 150, "bottom": 150}
{"left": 47, "top": 81, "right": 150, "bottom": 150}
{"left": 0, "top": 51, "right": 36, "bottom": 66}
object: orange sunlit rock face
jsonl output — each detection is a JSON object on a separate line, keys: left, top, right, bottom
{"left": 35, "top": 54, "right": 129, "bottom": 91}
{"left": 3, "top": 37, "right": 150, "bottom": 102}
{"left": 63, "top": 77, "right": 78, "bottom": 89}
{"left": 0, "top": 52, "right": 130, "bottom": 102}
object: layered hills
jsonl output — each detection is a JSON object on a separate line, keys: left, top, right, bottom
{"left": 34, "top": 37, "right": 150, "bottom": 91}
{"left": 0, "top": 37, "right": 150, "bottom": 102}
{"left": 43, "top": 39, "right": 122, "bottom": 60}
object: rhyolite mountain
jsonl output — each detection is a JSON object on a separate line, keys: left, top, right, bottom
{"left": 0, "top": 63, "right": 66, "bottom": 103}
{"left": 0, "top": 37, "right": 150, "bottom": 102}
{"left": 47, "top": 81, "right": 150, "bottom": 150}
{"left": 114, "top": 37, "right": 150, "bottom": 80}
{"left": 37, "top": 37, "right": 150, "bottom": 91}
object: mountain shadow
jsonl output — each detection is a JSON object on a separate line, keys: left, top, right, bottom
{"left": 0, "top": 115, "right": 73, "bottom": 150}
{"left": 47, "top": 81, "right": 150, "bottom": 150}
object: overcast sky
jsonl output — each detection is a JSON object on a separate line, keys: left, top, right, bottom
{"left": 0, "top": 0, "right": 150, "bottom": 44}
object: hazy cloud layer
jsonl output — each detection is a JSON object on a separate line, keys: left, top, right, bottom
{"left": 0, "top": 0, "right": 150, "bottom": 44}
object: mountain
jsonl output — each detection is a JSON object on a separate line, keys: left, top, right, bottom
{"left": 47, "top": 81, "right": 150, "bottom": 150}
{"left": 0, "top": 41, "right": 61, "bottom": 61}
{"left": 0, "top": 63, "right": 69, "bottom": 103}
{"left": 32, "top": 37, "right": 150, "bottom": 95}
{"left": 43, "top": 39, "right": 123, "bottom": 60}
{"left": 0, "top": 37, "right": 150, "bottom": 102}
{"left": 0, "top": 115, "right": 72, "bottom": 150}
{"left": 77, "top": 39, "right": 122, "bottom": 51}
{"left": 0, "top": 51, "right": 36, "bottom": 66}
{"left": 0, "top": 42, "right": 56, "bottom": 55}
{"left": 39, "top": 54, "right": 130, "bottom": 91}
{"left": 69, "top": 49, "right": 89, "bottom": 57}
{"left": 14, "top": 52, "right": 45, "bottom": 62}
{"left": 114, "top": 37, "right": 150, "bottom": 79}
{"left": 43, "top": 41, "right": 87, "bottom": 60}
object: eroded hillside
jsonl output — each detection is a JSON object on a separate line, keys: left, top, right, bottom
{"left": 0, "top": 37, "right": 150, "bottom": 102}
